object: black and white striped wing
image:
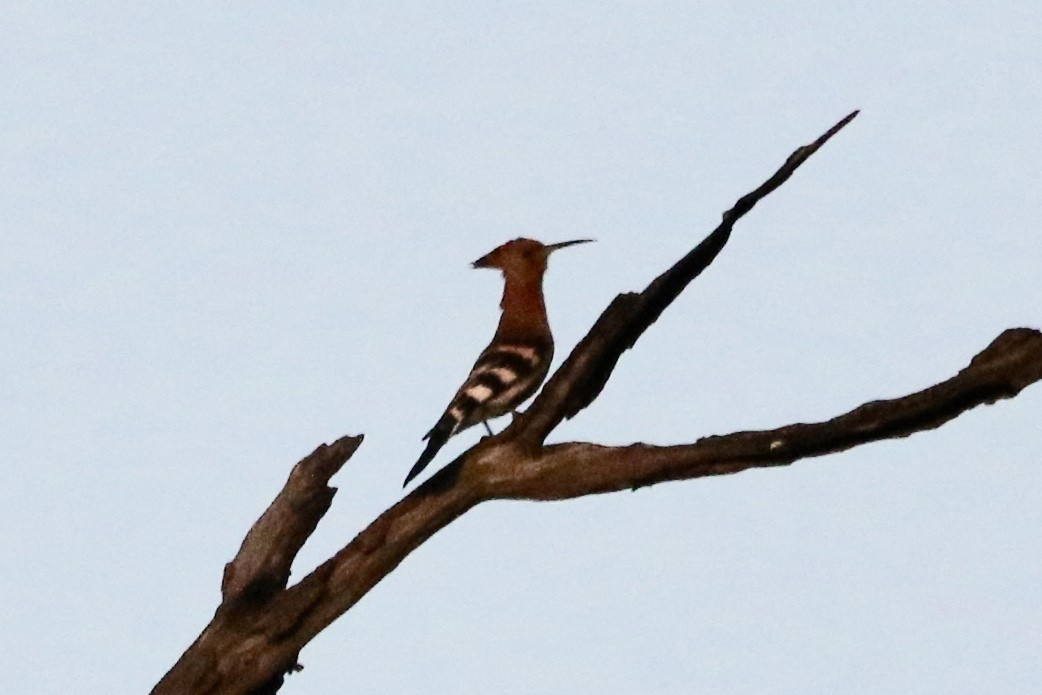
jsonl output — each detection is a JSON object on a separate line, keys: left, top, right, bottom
{"left": 403, "top": 340, "right": 552, "bottom": 486}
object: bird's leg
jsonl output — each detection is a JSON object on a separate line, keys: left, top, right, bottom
{"left": 483, "top": 421, "right": 495, "bottom": 436}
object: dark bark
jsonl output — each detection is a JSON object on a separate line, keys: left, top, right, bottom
{"left": 152, "top": 111, "right": 1042, "bottom": 695}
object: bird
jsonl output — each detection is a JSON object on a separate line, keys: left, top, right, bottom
{"left": 403, "top": 237, "right": 592, "bottom": 487}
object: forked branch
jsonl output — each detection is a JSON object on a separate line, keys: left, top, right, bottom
{"left": 152, "top": 111, "right": 1042, "bottom": 695}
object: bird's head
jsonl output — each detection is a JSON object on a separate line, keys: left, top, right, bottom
{"left": 472, "top": 237, "right": 592, "bottom": 278}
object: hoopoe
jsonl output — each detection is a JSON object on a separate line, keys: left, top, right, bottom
{"left": 403, "top": 237, "right": 592, "bottom": 487}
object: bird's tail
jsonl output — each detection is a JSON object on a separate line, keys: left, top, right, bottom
{"left": 403, "top": 413, "right": 456, "bottom": 487}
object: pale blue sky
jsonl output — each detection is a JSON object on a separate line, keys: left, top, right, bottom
{"left": 2, "top": 3, "right": 1040, "bottom": 693}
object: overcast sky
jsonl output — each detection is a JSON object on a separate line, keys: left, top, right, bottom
{"left": 2, "top": 3, "right": 1040, "bottom": 694}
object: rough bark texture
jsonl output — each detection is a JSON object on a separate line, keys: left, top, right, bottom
{"left": 151, "top": 111, "right": 1042, "bottom": 695}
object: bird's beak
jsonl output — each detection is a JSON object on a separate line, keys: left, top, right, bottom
{"left": 545, "top": 238, "right": 594, "bottom": 255}
{"left": 472, "top": 252, "right": 494, "bottom": 269}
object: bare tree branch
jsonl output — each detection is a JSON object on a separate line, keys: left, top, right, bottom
{"left": 153, "top": 436, "right": 364, "bottom": 695}
{"left": 487, "top": 327, "right": 1042, "bottom": 499}
{"left": 152, "top": 112, "right": 1041, "bottom": 695}
{"left": 518, "top": 109, "right": 860, "bottom": 442}
{"left": 221, "top": 435, "right": 364, "bottom": 605}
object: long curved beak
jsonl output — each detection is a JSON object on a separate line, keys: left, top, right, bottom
{"left": 545, "top": 238, "right": 594, "bottom": 254}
